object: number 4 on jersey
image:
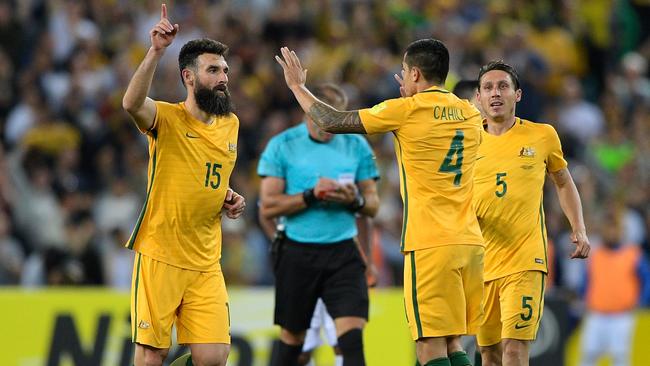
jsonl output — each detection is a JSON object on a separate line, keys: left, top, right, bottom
{"left": 439, "top": 130, "right": 464, "bottom": 186}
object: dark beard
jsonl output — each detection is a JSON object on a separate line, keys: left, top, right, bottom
{"left": 194, "top": 83, "right": 233, "bottom": 117}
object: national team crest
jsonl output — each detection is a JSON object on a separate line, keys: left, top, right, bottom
{"left": 518, "top": 146, "right": 536, "bottom": 158}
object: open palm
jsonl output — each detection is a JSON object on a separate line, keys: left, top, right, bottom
{"left": 275, "top": 47, "right": 307, "bottom": 89}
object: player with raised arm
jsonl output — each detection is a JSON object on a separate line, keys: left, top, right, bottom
{"left": 122, "top": 4, "right": 245, "bottom": 366}
{"left": 276, "top": 39, "right": 484, "bottom": 366}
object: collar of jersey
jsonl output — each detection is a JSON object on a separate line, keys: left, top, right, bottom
{"left": 482, "top": 117, "right": 520, "bottom": 138}
{"left": 419, "top": 85, "right": 450, "bottom": 94}
{"left": 179, "top": 102, "right": 221, "bottom": 131}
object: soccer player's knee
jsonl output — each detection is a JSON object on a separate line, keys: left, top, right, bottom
{"left": 190, "top": 345, "right": 230, "bottom": 366}
{"left": 337, "top": 328, "right": 363, "bottom": 353}
{"left": 479, "top": 346, "right": 501, "bottom": 365}
{"left": 142, "top": 347, "right": 168, "bottom": 366}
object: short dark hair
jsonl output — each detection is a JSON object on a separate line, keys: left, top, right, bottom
{"left": 404, "top": 39, "right": 449, "bottom": 85}
{"left": 452, "top": 80, "right": 479, "bottom": 100}
{"left": 178, "top": 38, "right": 229, "bottom": 85}
{"left": 478, "top": 60, "right": 520, "bottom": 90}
{"left": 313, "top": 83, "right": 348, "bottom": 110}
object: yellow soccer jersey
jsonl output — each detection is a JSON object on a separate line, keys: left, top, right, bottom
{"left": 359, "top": 86, "right": 484, "bottom": 251}
{"left": 126, "top": 101, "right": 239, "bottom": 271}
{"left": 473, "top": 118, "right": 567, "bottom": 281}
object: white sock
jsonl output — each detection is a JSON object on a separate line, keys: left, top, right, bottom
{"left": 335, "top": 354, "right": 343, "bottom": 366}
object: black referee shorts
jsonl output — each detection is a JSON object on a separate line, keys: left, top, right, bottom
{"left": 273, "top": 237, "right": 369, "bottom": 333}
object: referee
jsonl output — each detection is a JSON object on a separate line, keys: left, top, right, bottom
{"left": 258, "top": 83, "right": 380, "bottom": 366}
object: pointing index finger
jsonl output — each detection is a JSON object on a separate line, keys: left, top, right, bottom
{"left": 161, "top": 3, "right": 167, "bottom": 19}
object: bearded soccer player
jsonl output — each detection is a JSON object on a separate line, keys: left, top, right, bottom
{"left": 276, "top": 39, "right": 484, "bottom": 366}
{"left": 473, "top": 61, "right": 591, "bottom": 366}
{"left": 122, "top": 4, "right": 245, "bottom": 366}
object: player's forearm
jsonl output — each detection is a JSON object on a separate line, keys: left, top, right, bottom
{"left": 259, "top": 193, "right": 307, "bottom": 219}
{"left": 289, "top": 85, "right": 366, "bottom": 134}
{"left": 122, "top": 47, "right": 164, "bottom": 112}
{"left": 555, "top": 180, "right": 587, "bottom": 233}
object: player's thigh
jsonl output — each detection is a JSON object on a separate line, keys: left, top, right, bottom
{"left": 404, "top": 245, "right": 480, "bottom": 340}
{"left": 477, "top": 278, "right": 504, "bottom": 347}
{"left": 460, "top": 245, "right": 484, "bottom": 335}
{"left": 131, "top": 253, "right": 187, "bottom": 349}
{"left": 500, "top": 270, "right": 546, "bottom": 341}
{"left": 177, "top": 268, "right": 230, "bottom": 345}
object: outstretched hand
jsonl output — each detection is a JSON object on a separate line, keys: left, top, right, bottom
{"left": 150, "top": 4, "right": 179, "bottom": 51}
{"left": 274, "top": 47, "right": 307, "bottom": 90}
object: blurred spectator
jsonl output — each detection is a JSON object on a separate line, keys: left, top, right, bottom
{"left": 7, "top": 148, "right": 65, "bottom": 251}
{"left": 93, "top": 176, "right": 140, "bottom": 237}
{"left": 0, "top": 209, "right": 24, "bottom": 285}
{"left": 64, "top": 210, "right": 103, "bottom": 285}
{"left": 608, "top": 52, "right": 650, "bottom": 116}
{"left": 101, "top": 227, "right": 133, "bottom": 290}
{"left": 5, "top": 87, "right": 44, "bottom": 146}
{"left": 556, "top": 76, "right": 605, "bottom": 154}
{"left": 21, "top": 246, "right": 83, "bottom": 287}
{"left": 579, "top": 205, "right": 650, "bottom": 366}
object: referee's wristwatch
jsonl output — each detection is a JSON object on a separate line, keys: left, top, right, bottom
{"left": 303, "top": 188, "right": 318, "bottom": 206}
{"left": 348, "top": 192, "right": 366, "bottom": 212}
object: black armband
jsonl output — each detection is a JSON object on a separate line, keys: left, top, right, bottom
{"left": 348, "top": 192, "right": 366, "bottom": 212}
{"left": 303, "top": 188, "right": 318, "bottom": 206}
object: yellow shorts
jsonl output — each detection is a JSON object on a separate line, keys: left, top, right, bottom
{"left": 131, "top": 253, "right": 230, "bottom": 348}
{"left": 403, "top": 245, "right": 484, "bottom": 340}
{"left": 477, "top": 270, "right": 546, "bottom": 346}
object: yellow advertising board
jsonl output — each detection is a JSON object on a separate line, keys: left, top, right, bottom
{"left": 0, "top": 287, "right": 414, "bottom": 366}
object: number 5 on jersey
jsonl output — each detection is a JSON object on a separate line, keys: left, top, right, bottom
{"left": 496, "top": 172, "right": 507, "bottom": 197}
{"left": 205, "top": 162, "right": 222, "bottom": 189}
{"left": 439, "top": 130, "right": 464, "bottom": 186}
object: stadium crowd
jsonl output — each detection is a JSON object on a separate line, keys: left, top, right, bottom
{"left": 0, "top": 0, "right": 648, "bottom": 316}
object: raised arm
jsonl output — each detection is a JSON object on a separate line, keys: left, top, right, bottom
{"left": 122, "top": 3, "right": 179, "bottom": 131}
{"left": 548, "top": 167, "right": 591, "bottom": 259}
{"left": 275, "top": 47, "right": 366, "bottom": 134}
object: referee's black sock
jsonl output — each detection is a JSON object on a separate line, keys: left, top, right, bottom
{"left": 338, "top": 328, "right": 365, "bottom": 366}
{"left": 270, "top": 340, "right": 302, "bottom": 366}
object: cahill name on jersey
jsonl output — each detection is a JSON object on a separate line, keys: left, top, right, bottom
{"left": 473, "top": 118, "right": 567, "bottom": 281}
{"left": 359, "top": 86, "right": 484, "bottom": 251}
{"left": 126, "top": 101, "right": 239, "bottom": 272}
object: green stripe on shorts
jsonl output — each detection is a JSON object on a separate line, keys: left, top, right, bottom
{"left": 410, "top": 252, "right": 423, "bottom": 338}
{"left": 133, "top": 253, "right": 142, "bottom": 342}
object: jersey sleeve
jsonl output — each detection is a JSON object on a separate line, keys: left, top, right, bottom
{"left": 141, "top": 100, "right": 172, "bottom": 136}
{"left": 355, "top": 137, "right": 380, "bottom": 181}
{"left": 545, "top": 124, "right": 568, "bottom": 172}
{"left": 358, "top": 97, "right": 409, "bottom": 134}
{"left": 257, "top": 136, "right": 286, "bottom": 178}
